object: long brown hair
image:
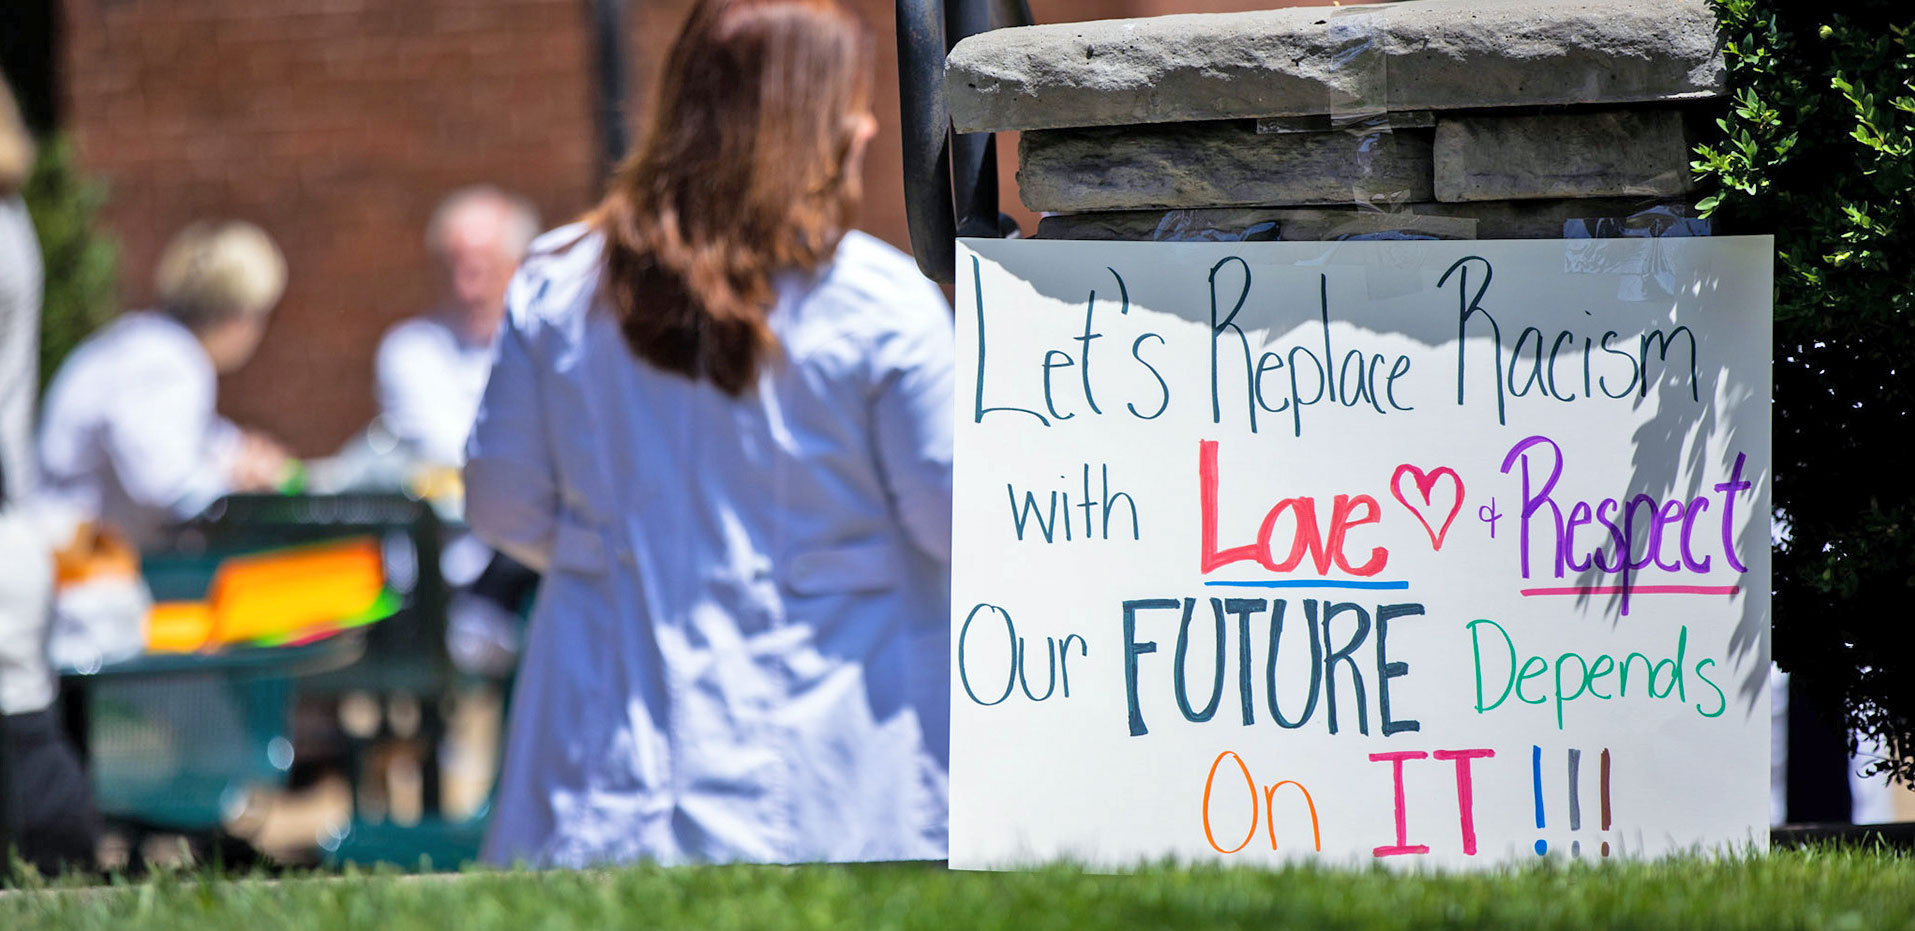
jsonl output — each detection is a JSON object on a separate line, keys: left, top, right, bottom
{"left": 592, "top": 0, "right": 873, "bottom": 395}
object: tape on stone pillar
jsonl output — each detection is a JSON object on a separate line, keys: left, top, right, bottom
{"left": 1564, "top": 203, "right": 1715, "bottom": 302}
{"left": 1326, "top": 9, "right": 1388, "bottom": 132}
{"left": 1316, "top": 7, "right": 1463, "bottom": 298}
{"left": 1500, "top": 110, "right": 1711, "bottom": 300}
{"left": 1320, "top": 3, "right": 1467, "bottom": 259}
{"left": 1146, "top": 209, "right": 1280, "bottom": 243}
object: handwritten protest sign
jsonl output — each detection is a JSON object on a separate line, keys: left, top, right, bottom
{"left": 949, "top": 236, "right": 1773, "bottom": 869}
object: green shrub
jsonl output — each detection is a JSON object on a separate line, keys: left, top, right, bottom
{"left": 22, "top": 134, "right": 118, "bottom": 390}
{"left": 1694, "top": 1, "right": 1915, "bottom": 785}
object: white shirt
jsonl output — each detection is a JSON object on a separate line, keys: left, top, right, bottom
{"left": 375, "top": 313, "right": 496, "bottom": 467}
{"left": 0, "top": 194, "right": 55, "bottom": 715}
{"left": 37, "top": 311, "right": 240, "bottom": 548}
{"left": 467, "top": 226, "right": 954, "bottom": 867}
{"left": 0, "top": 196, "right": 39, "bottom": 507}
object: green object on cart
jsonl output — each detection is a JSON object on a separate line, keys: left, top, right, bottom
{"left": 321, "top": 811, "right": 489, "bottom": 870}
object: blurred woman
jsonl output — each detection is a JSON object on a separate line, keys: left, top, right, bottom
{"left": 1, "top": 76, "right": 101, "bottom": 876}
{"left": 0, "top": 84, "right": 40, "bottom": 528}
{"left": 38, "top": 221, "right": 292, "bottom": 549}
{"left": 466, "top": 0, "right": 952, "bottom": 866}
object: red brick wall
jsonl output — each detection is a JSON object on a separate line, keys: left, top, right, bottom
{"left": 63, "top": 0, "right": 600, "bottom": 453}
{"left": 60, "top": 0, "right": 1369, "bottom": 454}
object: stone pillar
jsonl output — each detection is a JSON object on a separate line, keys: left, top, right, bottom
{"left": 944, "top": 0, "right": 1723, "bottom": 242}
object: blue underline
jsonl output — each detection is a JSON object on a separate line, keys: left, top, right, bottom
{"left": 1202, "top": 579, "right": 1411, "bottom": 590}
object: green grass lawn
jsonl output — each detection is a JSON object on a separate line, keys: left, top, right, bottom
{"left": 4, "top": 849, "right": 1911, "bottom": 930}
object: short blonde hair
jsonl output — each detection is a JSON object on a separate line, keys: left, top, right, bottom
{"left": 154, "top": 221, "right": 287, "bottom": 331}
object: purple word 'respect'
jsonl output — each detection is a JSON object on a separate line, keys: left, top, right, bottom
{"left": 1498, "top": 435, "right": 1753, "bottom": 614}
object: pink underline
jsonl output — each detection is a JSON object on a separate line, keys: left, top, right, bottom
{"left": 1520, "top": 585, "right": 1741, "bottom": 597}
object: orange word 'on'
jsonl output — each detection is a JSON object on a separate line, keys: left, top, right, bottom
{"left": 1201, "top": 749, "right": 1322, "bottom": 855}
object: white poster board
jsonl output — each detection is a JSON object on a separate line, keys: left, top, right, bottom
{"left": 950, "top": 236, "right": 1772, "bottom": 869}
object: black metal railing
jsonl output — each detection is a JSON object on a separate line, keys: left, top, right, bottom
{"left": 897, "top": 0, "right": 1030, "bottom": 283}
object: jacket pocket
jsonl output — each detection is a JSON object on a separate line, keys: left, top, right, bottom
{"left": 549, "top": 519, "right": 608, "bottom": 576}
{"left": 782, "top": 542, "right": 899, "bottom": 596}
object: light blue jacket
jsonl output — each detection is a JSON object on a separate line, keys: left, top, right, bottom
{"left": 466, "top": 225, "right": 953, "bottom": 866}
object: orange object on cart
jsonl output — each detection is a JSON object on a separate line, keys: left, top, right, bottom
{"left": 146, "top": 601, "right": 216, "bottom": 652}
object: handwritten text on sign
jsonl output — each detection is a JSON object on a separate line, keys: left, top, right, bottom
{"left": 949, "top": 237, "right": 1772, "bottom": 869}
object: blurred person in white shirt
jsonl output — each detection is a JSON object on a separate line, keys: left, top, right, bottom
{"left": 375, "top": 187, "right": 541, "bottom": 676}
{"left": 375, "top": 186, "right": 539, "bottom": 469}
{"left": 38, "top": 221, "right": 291, "bottom": 550}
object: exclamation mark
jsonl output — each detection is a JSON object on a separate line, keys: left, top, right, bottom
{"left": 1567, "top": 748, "right": 1582, "bottom": 856}
{"left": 1600, "top": 749, "right": 1612, "bottom": 857}
{"left": 1531, "top": 744, "right": 1547, "bottom": 855}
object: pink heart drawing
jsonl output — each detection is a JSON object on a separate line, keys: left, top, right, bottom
{"left": 1390, "top": 464, "right": 1465, "bottom": 551}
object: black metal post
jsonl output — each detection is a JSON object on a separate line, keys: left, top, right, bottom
{"left": 945, "top": 0, "right": 998, "bottom": 239}
{"left": 897, "top": 0, "right": 958, "bottom": 283}
{"left": 587, "top": 0, "right": 631, "bottom": 180}
{"left": 990, "top": 0, "right": 1033, "bottom": 29}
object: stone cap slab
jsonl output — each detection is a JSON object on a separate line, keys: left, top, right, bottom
{"left": 947, "top": 0, "right": 1724, "bottom": 133}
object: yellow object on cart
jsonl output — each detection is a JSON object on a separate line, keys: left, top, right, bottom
{"left": 147, "top": 537, "right": 395, "bottom": 652}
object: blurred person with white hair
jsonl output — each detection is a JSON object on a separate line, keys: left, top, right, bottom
{"left": 38, "top": 220, "right": 293, "bottom": 550}
{"left": 375, "top": 186, "right": 540, "bottom": 468}
{"left": 374, "top": 186, "right": 541, "bottom": 677}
